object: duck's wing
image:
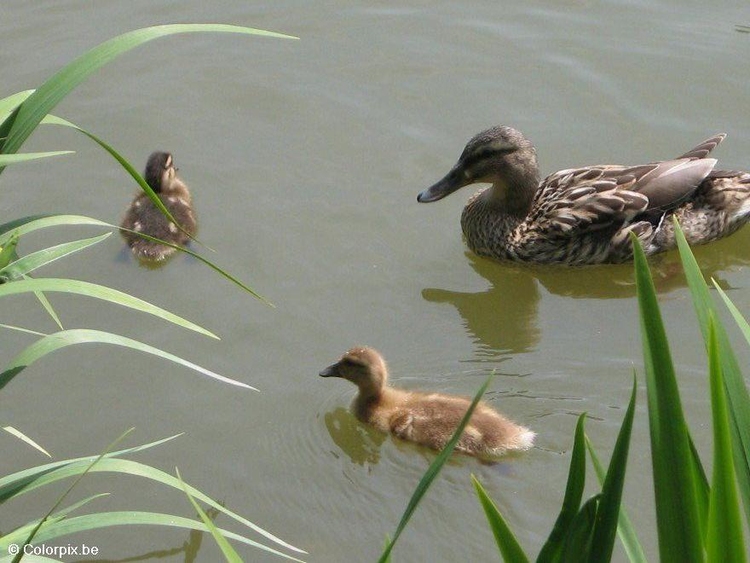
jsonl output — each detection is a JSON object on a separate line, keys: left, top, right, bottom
{"left": 675, "top": 133, "right": 726, "bottom": 160}
{"left": 532, "top": 157, "right": 717, "bottom": 236}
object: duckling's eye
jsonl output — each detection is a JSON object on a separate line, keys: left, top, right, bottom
{"left": 341, "top": 358, "right": 365, "bottom": 368}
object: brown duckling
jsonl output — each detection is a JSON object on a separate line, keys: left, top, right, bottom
{"left": 121, "top": 151, "right": 197, "bottom": 262}
{"left": 319, "top": 347, "right": 535, "bottom": 458}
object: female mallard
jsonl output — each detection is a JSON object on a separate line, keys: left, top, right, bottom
{"left": 417, "top": 126, "right": 750, "bottom": 265}
{"left": 319, "top": 347, "right": 535, "bottom": 458}
{"left": 121, "top": 151, "right": 197, "bottom": 262}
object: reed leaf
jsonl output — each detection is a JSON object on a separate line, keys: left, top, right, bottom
{"left": 706, "top": 317, "right": 746, "bottom": 561}
{"left": 0, "top": 434, "right": 182, "bottom": 502}
{"left": 2, "top": 426, "right": 51, "bottom": 457}
{"left": 0, "top": 233, "right": 111, "bottom": 281}
{"left": 0, "top": 90, "right": 34, "bottom": 115}
{"left": 6, "top": 512, "right": 304, "bottom": 562}
{"left": 632, "top": 234, "right": 703, "bottom": 560}
{"left": 10, "top": 428, "right": 134, "bottom": 563}
{"left": 0, "top": 151, "right": 73, "bottom": 165}
{"left": 0, "top": 24, "right": 297, "bottom": 161}
{"left": 0, "top": 328, "right": 255, "bottom": 391}
{"left": 177, "top": 468, "right": 243, "bottom": 563}
{"left": 537, "top": 413, "right": 587, "bottom": 563}
{"left": 379, "top": 371, "right": 496, "bottom": 563}
{"left": 1, "top": 457, "right": 303, "bottom": 554}
{"left": 585, "top": 435, "right": 647, "bottom": 563}
{"left": 559, "top": 495, "right": 599, "bottom": 559}
{"left": 0, "top": 215, "right": 110, "bottom": 244}
{"left": 0, "top": 277, "right": 217, "bottom": 339}
{"left": 587, "top": 377, "right": 636, "bottom": 563}
{"left": 674, "top": 220, "right": 750, "bottom": 524}
{"left": 471, "top": 475, "right": 529, "bottom": 563}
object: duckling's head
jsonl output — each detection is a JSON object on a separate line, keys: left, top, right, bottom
{"left": 417, "top": 125, "right": 539, "bottom": 207}
{"left": 319, "top": 347, "right": 388, "bottom": 398}
{"left": 144, "top": 151, "right": 178, "bottom": 193}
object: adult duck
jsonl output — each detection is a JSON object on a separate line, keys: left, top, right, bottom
{"left": 417, "top": 126, "right": 750, "bottom": 265}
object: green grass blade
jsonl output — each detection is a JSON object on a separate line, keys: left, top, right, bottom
{"left": 0, "top": 434, "right": 182, "bottom": 501}
{"left": 0, "top": 90, "right": 34, "bottom": 115}
{"left": 0, "top": 277, "right": 217, "bottom": 339}
{"left": 0, "top": 24, "right": 297, "bottom": 160}
{"left": 706, "top": 317, "right": 746, "bottom": 561}
{"left": 176, "top": 468, "right": 242, "bottom": 563}
{"left": 2, "top": 426, "right": 51, "bottom": 457}
{"left": 0, "top": 328, "right": 255, "bottom": 391}
{"left": 588, "top": 377, "right": 637, "bottom": 563}
{"left": 0, "top": 323, "right": 47, "bottom": 337}
{"left": 5, "top": 493, "right": 110, "bottom": 541}
{"left": 0, "top": 512, "right": 304, "bottom": 562}
{"left": 0, "top": 234, "right": 18, "bottom": 268}
{"left": 0, "top": 215, "right": 110, "bottom": 243}
{"left": 0, "top": 151, "right": 73, "bottom": 165}
{"left": 27, "top": 278, "right": 64, "bottom": 330}
{"left": 11, "top": 429, "right": 134, "bottom": 563}
{"left": 537, "top": 413, "right": 587, "bottom": 563}
{"left": 471, "top": 475, "right": 530, "bottom": 563}
{"left": 586, "top": 435, "right": 647, "bottom": 563}
{"left": 1, "top": 457, "right": 304, "bottom": 555}
{"left": 675, "top": 221, "right": 750, "bottom": 525}
{"left": 0, "top": 233, "right": 111, "bottom": 281}
{"left": 379, "top": 371, "right": 496, "bottom": 563}
{"left": 632, "top": 234, "right": 704, "bottom": 560}
{"left": 559, "top": 495, "right": 599, "bottom": 560}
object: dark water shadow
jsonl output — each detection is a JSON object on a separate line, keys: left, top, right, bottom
{"left": 423, "top": 230, "right": 750, "bottom": 355}
{"left": 324, "top": 407, "right": 387, "bottom": 467}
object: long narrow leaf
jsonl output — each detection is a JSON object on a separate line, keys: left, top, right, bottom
{"left": 379, "top": 371, "right": 496, "bottom": 563}
{"left": 633, "top": 234, "right": 703, "bottom": 560}
{"left": 0, "top": 215, "right": 110, "bottom": 244}
{"left": 0, "top": 328, "right": 255, "bottom": 391}
{"left": 0, "top": 151, "right": 73, "bottom": 165}
{"left": 675, "top": 221, "right": 750, "bottom": 524}
{"left": 0, "top": 278, "right": 217, "bottom": 339}
{"left": 588, "top": 377, "right": 637, "bottom": 562}
{"left": 537, "top": 414, "right": 587, "bottom": 563}
{"left": 1, "top": 457, "right": 303, "bottom": 554}
{"left": 177, "top": 468, "right": 242, "bottom": 563}
{"left": 0, "top": 90, "right": 34, "bottom": 115}
{"left": 706, "top": 317, "right": 746, "bottom": 561}
{"left": 3, "top": 426, "right": 51, "bottom": 457}
{"left": 11, "top": 428, "right": 134, "bottom": 563}
{"left": 0, "top": 512, "right": 304, "bottom": 562}
{"left": 471, "top": 475, "right": 529, "bottom": 563}
{"left": 586, "top": 436, "right": 647, "bottom": 563}
{"left": 0, "top": 24, "right": 297, "bottom": 160}
{"left": 559, "top": 495, "right": 599, "bottom": 559}
{"left": 0, "top": 233, "right": 111, "bottom": 281}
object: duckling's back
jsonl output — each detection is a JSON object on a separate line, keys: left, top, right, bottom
{"left": 384, "top": 390, "right": 535, "bottom": 457}
{"left": 121, "top": 188, "right": 196, "bottom": 262}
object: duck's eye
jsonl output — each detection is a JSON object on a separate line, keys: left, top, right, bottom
{"left": 341, "top": 358, "right": 365, "bottom": 368}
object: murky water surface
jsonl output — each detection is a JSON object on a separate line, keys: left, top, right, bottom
{"left": 2, "top": 1, "right": 749, "bottom": 561}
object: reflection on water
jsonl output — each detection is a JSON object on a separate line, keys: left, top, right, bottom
{"left": 424, "top": 231, "right": 750, "bottom": 355}
{"left": 324, "top": 407, "right": 387, "bottom": 467}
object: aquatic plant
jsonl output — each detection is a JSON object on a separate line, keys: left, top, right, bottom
{"left": 1, "top": 25, "right": 305, "bottom": 561}
{"left": 383, "top": 221, "right": 750, "bottom": 562}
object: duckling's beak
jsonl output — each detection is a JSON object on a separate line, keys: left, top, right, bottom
{"left": 417, "top": 164, "right": 469, "bottom": 203}
{"left": 319, "top": 363, "right": 339, "bottom": 377}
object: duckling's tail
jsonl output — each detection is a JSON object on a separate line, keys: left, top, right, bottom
{"left": 130, "top": 240, "right": 174, "bottom": 262}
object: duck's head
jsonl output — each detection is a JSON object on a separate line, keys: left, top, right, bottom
{"left": 144, "top": 151, "right": 178, "bottom": 193}
{"left": 319, "top": 347, "right": 388, "bottom": 397}
{"left": 417, "top": 126, "right": 540, "bottom": 207}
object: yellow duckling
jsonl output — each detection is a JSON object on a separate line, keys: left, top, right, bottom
{"left": 120, "top": 151, "right": 197, "bottom": 262}
{"left": 319, "top": 347, "right": 535, "bottom": 458}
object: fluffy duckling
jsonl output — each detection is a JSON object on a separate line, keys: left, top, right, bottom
{"left": 319, "top": 347, "right": 535, "bottom": 458}
{"left": 120, "top": 151, "right": 197, "bottom": 262}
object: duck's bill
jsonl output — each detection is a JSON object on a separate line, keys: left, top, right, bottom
{"left": 319, "top": 363, "right": 338, "bottom": 377}
{"left": 417, "top": 167, "right": 466, "bottom": 203}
